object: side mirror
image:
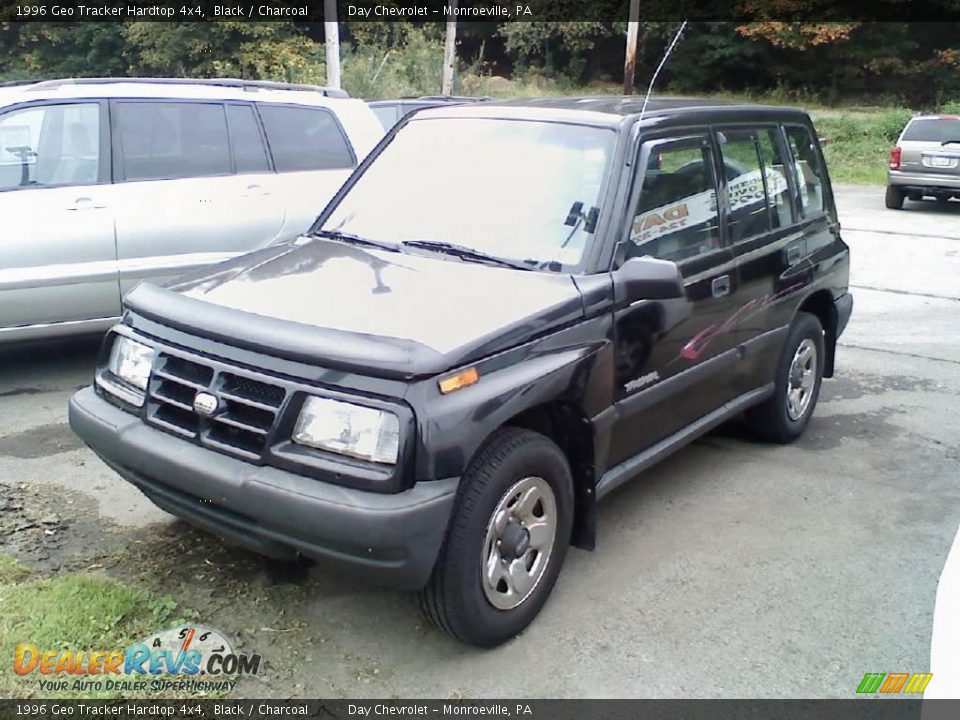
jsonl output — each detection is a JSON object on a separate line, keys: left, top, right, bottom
{"left": 613, "top": 256, "right": 684, "bottom": 303}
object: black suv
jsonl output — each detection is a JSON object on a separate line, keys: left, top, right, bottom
{"left": 69, "top": 97, "right": 852, "bottom": 647}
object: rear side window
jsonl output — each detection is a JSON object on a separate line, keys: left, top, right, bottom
{"left": 627, "top": 135, "right": 721, "bottom": 265}
{"left": 716, "top": 129, "right": 772, "bottom": 243}
{"left": 901, "top": 117, "right": 960, "bottom": 143}
{"left": 225, "top": 104, "right": 270, "bottom": 173}
{"left": 784, "top": 125, "right": 826, "bottom": 218}
{"left": 258, "top": 105, "right": 354, "bottom": 172}
{"left": 756, "top": 129, "right": 794, "bottom": 228}
{"left": 116, "top": 102, "right": 230, "bottom": 181}
{"left": 0, "top": 102, "right": 101, "bottom": 190}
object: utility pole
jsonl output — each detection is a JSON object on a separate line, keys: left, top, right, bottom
{"left": 442, "top": 2, "right": 457, "bottom": 95}
{"left": 623, "top": 0, "right": 640, "bottom": 95}
{"left": 324, "top": 0, "right": 341, "bottom": 90}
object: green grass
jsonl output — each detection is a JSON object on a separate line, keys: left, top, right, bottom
{"left": 813, "top": 109, "right": 915, "bottom": 185}
{"left": 0, "top": 555, "right": 182, "bottom": 698}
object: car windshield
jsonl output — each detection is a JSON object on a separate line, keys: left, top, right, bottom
{"left": 320, "top": 118, "right": 616, "bottom": 270}
{"left": 901, "top": 117, "right": 960, "bottom": 143}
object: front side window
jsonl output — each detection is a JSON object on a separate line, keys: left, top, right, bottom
{"left": 258, "top": 105, "right": 354, "bottom": 172}
{"left": 0, "top": 103, "right": 100, "bottom": 190}
{"left": 624, "top": 136, "right": 721, "bottom": 265}
{"left": 321, "top": 118, "right": 616, "bottom": 270}
{"left": 785, "top": 125, "right": 826, "bottom": 218}
{"left": 116, "top": 102, "right": 231, "bottom": 181}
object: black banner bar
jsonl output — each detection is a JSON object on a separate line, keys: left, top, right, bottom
{"left": 1, "top": 0, "right": 960, "bottom": 22}
{"left": 1, "top": 700, "right": 959, "bottom": 720}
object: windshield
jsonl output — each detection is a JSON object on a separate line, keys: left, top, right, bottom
{"left": 902, "top": 117, "right": 960, "bottom": 143}
{"left": 320, "top": 118, "right": 616, "bottom": 270}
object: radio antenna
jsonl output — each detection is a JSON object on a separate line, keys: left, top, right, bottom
{"left": 638, "top": 21, "right": 689, "bottom": 124}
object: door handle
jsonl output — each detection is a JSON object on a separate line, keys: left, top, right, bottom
{"left": 711, "top": 274, "right": 731, "bottom": 298}
{"left": 67, "top": 197, "right": 106, "bottom": 211}
{"left": 242, "top": 184, "right": 270, "bottom": 197}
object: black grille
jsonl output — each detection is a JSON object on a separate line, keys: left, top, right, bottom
{"left": 146, "top": 351, "right": 287, "bottom": 461}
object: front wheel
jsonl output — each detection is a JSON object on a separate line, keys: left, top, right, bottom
{"left": 418, "top": 428, "right": 574, "bottom": 647}
{"left": 745, "top": 312, "right": 825, "bottom": 443}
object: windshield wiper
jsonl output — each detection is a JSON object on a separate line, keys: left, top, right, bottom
{"left": 312, "top": 229, "right": 400, "bottom": 252}
{"left": 400, "top": 240, "right": 531, "bottom": 271}
{"left": 940, "top": 139, "right": 960, "bottom": 146}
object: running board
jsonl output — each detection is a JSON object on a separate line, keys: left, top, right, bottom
{"left": 595, "top": 384, "right": 775, "bottom": 501}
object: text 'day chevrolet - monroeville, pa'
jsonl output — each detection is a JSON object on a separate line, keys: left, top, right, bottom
{"left": 70, "top": 97, "right": 853, "bottom": 646}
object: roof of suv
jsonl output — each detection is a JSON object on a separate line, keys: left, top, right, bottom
{"left": 0, "top": 77, "right": 353, "bottom": 107}
{"left": 411, "top": 95, "right": 811, "bottom": 128}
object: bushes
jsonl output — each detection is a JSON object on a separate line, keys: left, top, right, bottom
{"left": 342, "top": 28, "right": 444, "bottom": 99}
{"left": 814, "top": 109, "right": 915, "bottom": 184}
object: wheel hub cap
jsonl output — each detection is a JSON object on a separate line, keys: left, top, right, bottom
{"left": 786, "top": 337, "right": 817, "bottom": 421}
{"left": 481, "top": 476, "right": 557, "bottom": 610}
{"left": 499, "top": 521, "right": 530, "bottom": 560}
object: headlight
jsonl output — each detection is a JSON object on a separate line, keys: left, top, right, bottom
{"left": 293, "top": 396, "right": 400, "bottom": 464}
{"left": 107, "top": 336, "right": 155, "bottom": 392}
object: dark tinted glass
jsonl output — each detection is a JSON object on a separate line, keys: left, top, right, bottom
{"left": 717, "top": 129, "right": 771, "bottom": 243}
{"left": 901, "top": 117, "right": 960, "bottom": 143}
{"left": 784, "top": 125, "right": 826, "bottom": 218}
{"left": 226, "top": 104, "right": 269, "bottom": 173}
{"left": 116, "top": 102, "right": 230, "bottom": 181}
{"left": 756, "top": 128, "right": 794, "bottom": 229}
{"left": 258, "top": 105, "right": 353, "bottom": 172}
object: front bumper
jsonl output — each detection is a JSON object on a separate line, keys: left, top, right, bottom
{"left": 69, "top": 387, "right": 458, "bottom": 590}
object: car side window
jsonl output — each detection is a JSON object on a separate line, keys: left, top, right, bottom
{"left": 116, "top": 102, "right": 231, "bottom": 181}
{"left": 784, "top": 125, "right": 826, "bottom": 218}
{"left": 0, "top": 103, "right": 100, "bottom": 191}
{"left": 258, "top": 105, "right": 354, "bottom": 172}
{"left": 716, "top": 129, "right": 772, "bottom": 243}
{"left": 371, "top": 105, "right": 399, "bottom": 130}
{"left": 622, "top": 135, "right": 721, "bottom": 266}
{"left": 225, "top": 104, "right": 270, "bottom": 174}
{"left": 756, "top": 128, "right": 794, "bottom": 228}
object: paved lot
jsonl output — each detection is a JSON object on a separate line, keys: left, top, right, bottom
{"left": 0, "top": 187, "right": 958, "bottom": 698}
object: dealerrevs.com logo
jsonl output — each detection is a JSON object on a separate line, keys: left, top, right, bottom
{"left": 13, "top": 625, "right": 261, "bottom": 693}
{"left": 856, "top": 672, "right": 933, "bottom": 694}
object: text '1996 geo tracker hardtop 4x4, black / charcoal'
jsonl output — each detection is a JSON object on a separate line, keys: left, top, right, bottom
{"left": 69, "top": 96, "right": 853, "bottom": 647}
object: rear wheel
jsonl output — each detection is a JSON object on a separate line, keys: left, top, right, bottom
{"left": 885, "top": 185, "right": 905, "bottom": 210}
{"left": 419, "top": 428, "right": 574, "bottom": 647}
{"left": 745, "top": 312, "right": 825, "bottom": 443}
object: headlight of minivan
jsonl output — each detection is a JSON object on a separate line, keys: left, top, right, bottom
{"left": 107, "top": 336, "right": 155, "bottom": 392}
{"left": 293, "top": 397, "right": 400, "bottom": 464}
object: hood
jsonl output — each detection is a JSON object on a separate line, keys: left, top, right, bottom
{"left": 125, "top": 238, "right": 585, "bottom": 379}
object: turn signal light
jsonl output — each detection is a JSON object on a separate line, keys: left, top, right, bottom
{"left": 889, "top": 146, "right": 902, "bottom": 170}
{"left": 438, "top": 367, "right": 479, "bottom": 395}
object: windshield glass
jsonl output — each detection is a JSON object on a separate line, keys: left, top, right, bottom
{"left": 902, "top": 117, "right": 960, "bottom": 143}
{"left": 321, "top": 118, "right": 616, "bottom": 269}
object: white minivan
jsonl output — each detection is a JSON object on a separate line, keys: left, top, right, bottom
{"left": 0, "top": 78, "right": 384, "bottom": 343}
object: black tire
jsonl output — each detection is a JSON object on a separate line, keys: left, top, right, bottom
{"left": 418, "top": 427, "right": 574, "bottom": 647}
{"left": 745, "top": 312, "right": 825, "bottom": 444}
{"left": 885, "top": 185, "right": 905, "bottom": 210}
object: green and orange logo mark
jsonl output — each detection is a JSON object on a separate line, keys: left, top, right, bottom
{"left": 857, "top": 672, "right": 933, "bottom": 694}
